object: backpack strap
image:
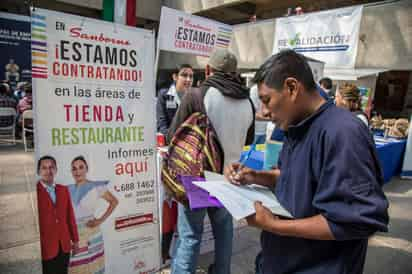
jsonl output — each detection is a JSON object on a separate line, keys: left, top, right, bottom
{"left": 190, "top": 87, "right": 207, "bottom": 115}
{"left": 167, "top": 87, "right": 206, "bottom": 142}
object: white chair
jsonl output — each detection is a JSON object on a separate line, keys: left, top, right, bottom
{"left": 0, "top": 107, "right": 17, "bottom": 145}
{"left": 22, "top": 109, "right": 33, "bottom": 152}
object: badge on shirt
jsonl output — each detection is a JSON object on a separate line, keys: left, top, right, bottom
{"left": 166, "top": 100, "right": 177, "bottom": 109}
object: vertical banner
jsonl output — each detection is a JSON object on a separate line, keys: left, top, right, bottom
{"left": 401, "top": 115, "right": 412, "bottom": 179}
{"left": 158, "top": 6, "right": 233, "bottom": 57}
{"left": 0, "top": 12, "right": 31, "bottom": 88}
{"left": 273, "top": 5, "right": 363, "bottom": 68}
{"left": 31, "top": 8, "right": 160, "bottom": 274}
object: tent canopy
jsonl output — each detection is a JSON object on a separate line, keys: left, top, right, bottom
{"left": 324, "top": 68, "right": 388, "bottom": 81}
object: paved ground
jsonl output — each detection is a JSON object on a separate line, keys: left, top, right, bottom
{"left": 0, "top": 143, "right": 412, "bottom": 274}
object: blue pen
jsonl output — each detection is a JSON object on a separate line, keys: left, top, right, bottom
{"left": 237, "top": 143, "right": 256, "bottom": 172}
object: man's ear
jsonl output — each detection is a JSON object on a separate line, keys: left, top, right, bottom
{"left": 284, "top": 77, "right": 299, "bottom": 101}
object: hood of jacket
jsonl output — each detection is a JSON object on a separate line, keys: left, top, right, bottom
{"left": 201, "top": 71, "right": 249, "bottom": 99}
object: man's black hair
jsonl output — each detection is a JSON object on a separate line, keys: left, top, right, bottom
{"left": 319, "top": 77, "right": 333, "bottom": 90}
{"left": 37, "top": 155, "right": 57, "bottom": 174}
{"left": 252, "top": 50, "right": 317, "bottom": 92}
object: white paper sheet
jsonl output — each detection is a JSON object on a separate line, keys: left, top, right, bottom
{"left": 193, "top": 180, "right": 292, "bottom": 220}
{"left": 204, "top": 171, "right": 227, "bottom": 181}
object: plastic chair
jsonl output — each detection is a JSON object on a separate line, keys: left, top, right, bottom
{"left": 22, "top": 109, "right": 33, "bottom": 152}
{"left": 0, "top": 107, "right": 17, "bottom": 145}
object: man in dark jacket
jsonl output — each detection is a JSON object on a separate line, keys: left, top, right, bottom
{"left": 169, "top": 49, "right": 254, "bottom": 274}
{"left": 226, "top": 50, "right": 389, "bottom": 274}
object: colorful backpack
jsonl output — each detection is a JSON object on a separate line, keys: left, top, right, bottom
{"left": 161, "top": 112, "right": 223, "bottom": 205}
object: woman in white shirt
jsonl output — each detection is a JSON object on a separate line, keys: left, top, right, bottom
{"left": 335, "top": 83, "right": 369, "bottom": 126}
{"left": 68, "top": 156, "right": 118, "bottom": 274}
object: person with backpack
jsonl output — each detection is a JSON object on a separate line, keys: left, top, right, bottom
{"left": 165, "top": 49, "right": 254, "bottom": 274}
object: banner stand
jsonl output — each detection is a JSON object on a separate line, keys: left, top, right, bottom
{"left": 401, "top": 115, "right": 412, "bottom": 179}
{"left": 154, "top": 33, "right": 161, "bottom": 85}
{"left": 31, "top": 8, "right": 160, "bottom": 273}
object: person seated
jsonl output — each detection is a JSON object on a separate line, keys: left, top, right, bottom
{"left": 5, "top": 59, "right": 20, "bottom": 82}
{"left": 17, "top": 83, "right": 33, "bottom": 128}
{"left": 335, "top": 83, "right": 369, "bottom": 126}
{"left": 14, "top": 82, "right": 27, "bottom": 100}
{"left": 0, "top": 83, "right": 17, "bottom": 128}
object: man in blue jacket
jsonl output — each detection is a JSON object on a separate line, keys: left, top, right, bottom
{"left": 225, "top": 50, "right": 389, "bottom": 274}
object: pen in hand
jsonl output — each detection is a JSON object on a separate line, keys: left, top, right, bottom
{"left": 236, "top": 157, "right": 248, "bottom": 175}
{"left": 237, "top": 143, "right": 256, "bottom": 174}
{"left": 230, "top": 144, "right": 256, "bottom": 185}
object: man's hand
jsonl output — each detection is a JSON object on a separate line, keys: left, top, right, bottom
{"left": 246, "top": 201, "right": 279, "bottom": 231}
{"left": 86, "top": 218, "right": 102, "bottom": 228}
{"left": 224, "top": 162, "right": 256, "bottom": 185}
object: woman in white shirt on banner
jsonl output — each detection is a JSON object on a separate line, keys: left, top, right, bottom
{"left": 68, "top": 156, "right": 118, "bottom": 274}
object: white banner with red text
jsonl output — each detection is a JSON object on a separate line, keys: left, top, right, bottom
{"left": 31, "top": 8, "right": 160, "bottom": 274}
{"left": 158, "top": 6, "right": 233, "bottom": 57}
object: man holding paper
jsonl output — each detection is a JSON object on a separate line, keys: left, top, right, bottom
{"left": 225, "top": 50, "right": 389, "bottom": 274}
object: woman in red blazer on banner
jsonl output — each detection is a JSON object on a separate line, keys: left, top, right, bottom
{"left": 36, "top": 155, "right": 79, "bottom": 274}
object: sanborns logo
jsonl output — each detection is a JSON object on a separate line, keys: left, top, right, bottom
{"left": 70, "top": 27, "right": 130, "bottom": 46}
{"left": 183, "top": 19, "right": 212, "bottom": 33}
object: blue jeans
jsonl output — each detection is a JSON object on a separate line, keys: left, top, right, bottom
{"left": 171, "top": 204, "right": 233, "bottom": 274}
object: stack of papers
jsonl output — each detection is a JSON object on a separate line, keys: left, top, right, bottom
{"left": 191, "top": 171, "right": 292, "bottom": 220}
{"left": 179, "top": 175, "right": 223, "bottom": 209}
